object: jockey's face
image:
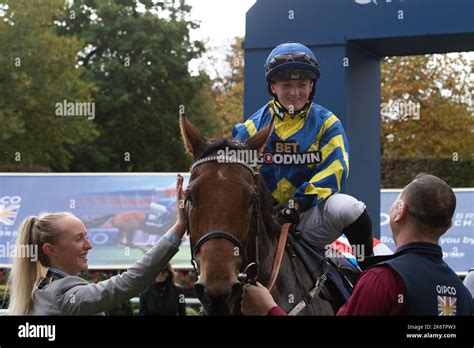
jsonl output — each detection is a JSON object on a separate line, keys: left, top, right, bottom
{"left": 270, "top": 79, "right": 313, "bottom": 113}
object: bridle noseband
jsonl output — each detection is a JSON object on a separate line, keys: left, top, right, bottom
{"left": 184, "top": 155, "right": 261, "bottom": 285}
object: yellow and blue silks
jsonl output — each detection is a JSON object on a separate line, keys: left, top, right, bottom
{"left": 232, "top": 99, "right": 350, "bottom": 211}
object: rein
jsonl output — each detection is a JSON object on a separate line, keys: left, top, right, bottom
{"left": 267, "top": 223, "right": 290, "bottom": 292}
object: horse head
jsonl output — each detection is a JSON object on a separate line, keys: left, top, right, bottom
{"left": 180, "top": 114, "right": 273, "bottom": 315}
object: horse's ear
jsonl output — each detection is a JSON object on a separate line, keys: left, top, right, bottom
{"left": 179, "top": 114, "right": 207, "bottom": 158}
{"left": 245, "top": 118, "right": 274, "bottom": 156}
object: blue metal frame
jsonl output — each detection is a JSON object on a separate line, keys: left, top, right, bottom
{"left": 244, "top": 0, "right": 474, "bottom": 234}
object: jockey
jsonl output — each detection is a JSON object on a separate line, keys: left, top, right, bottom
{"left": 148, "top": 197, "right": 177, "bottom": 230}
{"left": 149, "top": 200, "right": 168, "bottom": 217}
{"left": 233, "top": 42, "right": 373, "bottom": 257}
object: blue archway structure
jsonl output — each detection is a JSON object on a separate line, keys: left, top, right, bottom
{"left": 244, "top": 0, "right": 474, "bottom": 234}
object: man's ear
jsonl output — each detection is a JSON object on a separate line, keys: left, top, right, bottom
{"left": 394, "top": 200, "right": 408, "bottom": 222}
{"left": 245, "top": 118, "right": 274, "bottom": 157}
{"left": 179, "top": 114, "right": 207, "bottom": 159}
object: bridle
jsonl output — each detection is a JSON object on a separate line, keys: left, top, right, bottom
{"left": 184, "top": 155, "right": 262, "bottom": 285}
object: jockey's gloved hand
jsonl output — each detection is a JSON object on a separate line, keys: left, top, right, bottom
{"left": 273, "top": 198, "right": 303, "bottom": 225}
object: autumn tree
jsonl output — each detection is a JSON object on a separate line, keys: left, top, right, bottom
{"left": 207, "top": 36, "right": 244, "bottom": 138}
{"left": 381, "top": 54, "right": 473, "bottom": 160}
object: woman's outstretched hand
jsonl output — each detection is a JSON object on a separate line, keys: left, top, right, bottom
{"left": 173, "top": 174, "right": 186, "bottom": 238}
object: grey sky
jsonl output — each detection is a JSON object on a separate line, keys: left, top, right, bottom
{"left": 186, "top": 0, "right": 256, "bottom": 76}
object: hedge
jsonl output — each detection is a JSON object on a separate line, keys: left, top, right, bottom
{"left": 381, "top": 158, "right": 473, "bottom": 188}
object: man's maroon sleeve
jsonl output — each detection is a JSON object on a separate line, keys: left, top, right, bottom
{"left": 336, "top": 266, "right": 406, "bottom": 315}
{"left": 267, "top": 305, "right": 288, "bottom": 316}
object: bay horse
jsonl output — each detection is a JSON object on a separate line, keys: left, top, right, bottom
{"left": 180, "top": 114, "right": 335, "bottom": 315}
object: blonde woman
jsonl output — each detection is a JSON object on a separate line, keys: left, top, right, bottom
{"left": 7, "top": 174, "right": 186, "bottom": 315}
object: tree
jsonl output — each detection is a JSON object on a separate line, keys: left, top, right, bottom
{"left": 59, "top": 0, "right": 219, "bottom": 172}
{"left": 207, "top": 36, "right": 244, "bottom": 138}
{"left": 381, "top": 54, "right": 473, "bottom": 160}
{"left": 0, "top": 0, "right": 98, "bottom": 171}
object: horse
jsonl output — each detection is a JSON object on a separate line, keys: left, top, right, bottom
{"left": 180, "top": 114, "right": 336, "bottom": 315}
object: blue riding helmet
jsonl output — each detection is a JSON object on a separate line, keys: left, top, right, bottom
{"left": 265, "top": 42, "right": 321, "bottom": 82}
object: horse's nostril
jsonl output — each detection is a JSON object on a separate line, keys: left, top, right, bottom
{"left": 195, "top": 282, "right": 242, "bottom": 314}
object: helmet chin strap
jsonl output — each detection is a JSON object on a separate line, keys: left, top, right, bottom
{"left": 271, "top": 98, "right": 312, "bottom": 120}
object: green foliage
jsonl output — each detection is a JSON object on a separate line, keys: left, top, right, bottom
{"left": 175, "top": 269, "right": 197, "bottom": 298}
{"left": 106, "top": 299, "right": 133, "bottom": 316}
{"left": 381, "top": 54, "right": 473, "bottom": 161}
{"left": 380, "top": 54, "right": 473, "bottom": 187}
{"left": 0, "top": 0, "right": 219, "bottom": 171}
{"left": 0, "top": 269, "right": 8, "bottom": 309}
{"left": 0, "top": 286, "right": 9, "bottom": 310}
{"left": 208, "top": 37, "right": 244, "bottom": 137}
{"left": 59, "top": 0, "right": 218, "bottom": 171}
{"left": 0, "top": 0, "right": 98, "bottom": 171}
{"left": 186, "top": 305, "right": 199, "bottom": 316}
{"left": 381, "top": 158, "right": 474, "bottom": 188}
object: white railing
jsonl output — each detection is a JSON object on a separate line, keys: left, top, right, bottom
{"left": 130, "top": 297, "right": 201, "bottom": 305}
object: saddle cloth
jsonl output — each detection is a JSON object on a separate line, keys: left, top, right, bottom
{"left": 286, "top": 231, "right": 362, "bottom": 310}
